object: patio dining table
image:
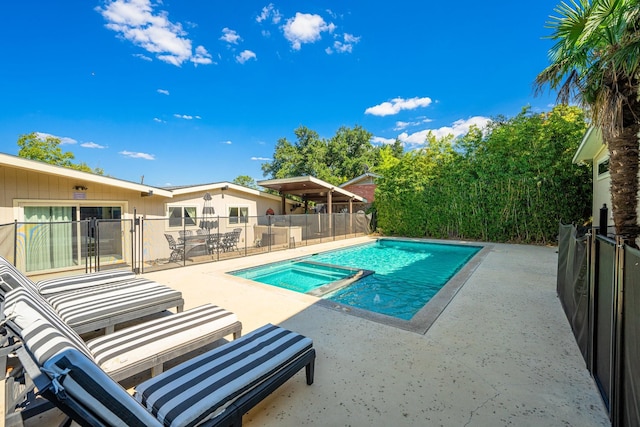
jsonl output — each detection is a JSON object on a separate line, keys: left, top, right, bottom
{"left": 179, "top": 233, "right": 221, "bottom": 256}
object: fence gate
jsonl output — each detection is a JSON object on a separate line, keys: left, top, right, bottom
{"left": 90, "top": 218, "right": 136, "bottom": 273}
{"left": 591, "top": 235, "right": 616, "bottom": 412}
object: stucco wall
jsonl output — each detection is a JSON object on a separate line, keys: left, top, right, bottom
{"left": 592, "top": 146, "right": 613, "bottom": 227}
{"left": 591, "top": 145, "right": 640, "bottom": 228}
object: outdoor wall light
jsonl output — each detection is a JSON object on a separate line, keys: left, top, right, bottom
{"left": 73, "top": 185, "right": 88, "bottom": 191}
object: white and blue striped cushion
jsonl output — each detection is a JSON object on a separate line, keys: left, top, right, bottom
{"left": 87, "top": 304, "right": 240, "bottom": 377}
{"left": 134, "top": 323, "right": 313, "bottom": 427}
{"left": 3, "top": 288, "right": 93, "bottom": 363}
{"left": 0, "top": 258, "right": 184, "bottom": 334}
{"left": 0, "top": 263, "right": 39, "bottom": 293}
{"left": 36, "top": 269, "right": 137, "bottom": 295}
{"left": 45, "top": 278, "right": 182, "bottom": 330}
{"left": 43, "top": 349, "right": 162, "bottom": 426}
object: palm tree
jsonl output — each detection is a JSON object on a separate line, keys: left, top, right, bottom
{"left": 535, "top": 0, "right": 640, "bottom": 246}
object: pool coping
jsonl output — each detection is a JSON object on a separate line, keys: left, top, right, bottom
{"left": 313, "top": 237, "right": 493, "bottom": 334}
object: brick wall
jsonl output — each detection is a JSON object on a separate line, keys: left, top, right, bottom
{"left": 342, "top": 184, "right": 376, "bottom": 202}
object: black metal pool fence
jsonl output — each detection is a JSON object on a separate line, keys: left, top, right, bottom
{"left": 0, "top": 212, "right": 371, "bottom": 275}
{"left": 557, "top": 223, "right": 639, "bottom": 426}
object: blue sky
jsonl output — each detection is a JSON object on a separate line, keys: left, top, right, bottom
{"left": 1, "top": 1, "right": 562, "bottom": 187}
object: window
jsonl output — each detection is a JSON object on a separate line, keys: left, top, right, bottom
{"left": 168, "top": 206, "right": 197, "bottom": 227}
{"left": 598, "top": 157, "right": 610, "bottom": 178}
{"left": 228, "top": 206, "right": 249, "bottom": 224}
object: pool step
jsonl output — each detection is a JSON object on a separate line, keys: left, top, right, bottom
{"left": 305, "top": 267, "right": 374, "bottom": 297}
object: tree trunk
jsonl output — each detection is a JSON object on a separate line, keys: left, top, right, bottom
{"left": 606, "top": 122, "right": 640, "bottom": 247}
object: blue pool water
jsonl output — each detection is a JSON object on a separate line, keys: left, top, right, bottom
{"left": 231, "top": 239, "right": 481, "bottom": 320}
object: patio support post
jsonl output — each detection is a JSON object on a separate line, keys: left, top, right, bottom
{"left": 349, "top": 199, "right": 353, "bottom": 235}
{"left": 280, "top": 192, "right": 286, "bottom": 215}
{"left": 327, "top": 190, "right": 333, "bottom": 235}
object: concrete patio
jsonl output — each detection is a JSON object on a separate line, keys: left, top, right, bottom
{"left": 140, "top": 236, "right": 610, "bottom": 427}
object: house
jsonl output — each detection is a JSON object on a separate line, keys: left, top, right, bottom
{"left": 0, "top": 152, "right": 296, "bottom": 273}
{"left": 572, "top": 127, "right": 613, "bottom": 227}
{"left": 338, "top": 172, "right": 379, "bottom": 210}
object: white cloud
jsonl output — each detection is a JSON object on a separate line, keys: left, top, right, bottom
{"left": 426, "top": 116, "right": 491, "bottom": 139}
{"left": 133, "top": 53, "right": 152, "bottom": 61}
{"left": 236, "top": 50, "right": 257, "bottom": 64}
{"left": 35, "top": 132, "right": 77, "bottom": 145}
{"left": 372, "top": 116, "right": 491, "bottom": 148}
{"left": 220, "top": 28, "right": 241, "bottom": 44}
{"left": 251, "top": 156, "right": 272, "bottom": 161}
{"left": 365, "top": 97, "right": 433, "bottom": 117}
{"left": 394, "top": 117, "right": 432, "bottom": 131}
{"left": 173, "top": 114, "right": 201, "bottom": 120}
{"left": 96, "top": 0, "right": 212, "bottom": 67}
{"left": 283, "top": 13, "right": 334, "bottom": 50}
{"left": 120, "top": 150, "right": 155, "bottom": 160}
{"left": 153, "top": 117, "right": 165, "bottom": 123}
{"left": 327, "top": 33, "right": 360, "bottom": 54}
{"left": 372, "top": 136, "right": 396, "bottom": 145}
{"left": 191, "top": 45, "right": 213, "bottom": 65}
{"left": 396, "top": 130, "right": 431, "bottom": 145}
{"left": 257, "top": 4, "right": 281, "bottom": 24}
{"left": 157, "top": 89, "right": 170, "bottom": 95}
{"left": 390, "top": 116, "right": 491, "bottom": 146}
{"left": 80, "top": 142, "right": 106, "bottom": 149}
{"left": 221, "top": 140, "right": 232, "bottom": 145}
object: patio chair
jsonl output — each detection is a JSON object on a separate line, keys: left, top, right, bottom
{"left": 222, "top": 228, "right": 242, "bottom": 252}
{"left": 0, "top": 257, "right": 185, "bottom": 335}
{"left": 165, "top": 233, "right": 185, "bottom": 262}
{"left": 206, "top": 233, "right": 223, "bottom": 254}
{"left": 4, "top": 296, "right": 313, "bottom": 427}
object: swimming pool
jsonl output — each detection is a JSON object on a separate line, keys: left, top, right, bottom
{"left": 230, "top": 239, "right": 482, "bottom": 321}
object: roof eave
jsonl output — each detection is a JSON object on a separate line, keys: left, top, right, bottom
{"left": 573, "top": 127, "right": 605, "bottom": 164}
{"left": 0, "top": 153, "right": 173, "bottom": 197}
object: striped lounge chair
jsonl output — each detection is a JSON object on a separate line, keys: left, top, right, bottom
{"left": 4, "top": 291, "right": 314, "bottom": 427}
{"left": 0, "top": 257, "right": 185, "bottom": 334}
{"left": 4, "top": 287, "right": 241, "bottom": 381}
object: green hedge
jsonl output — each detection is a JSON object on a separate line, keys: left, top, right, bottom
{"left": 375, "top": 105, "right": 592, "bottom": 243}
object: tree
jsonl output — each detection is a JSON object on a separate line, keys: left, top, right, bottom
{"left": 232, "top": 175, "right": 258, "bottom": 189}
{"left": 17, "top": 132, "right": 104, "bottom": 175}
{"left": 535, "top": 0, "right": 640, "bottom": 245}
{"left": 262, "top": 125, "right": 378, "bottom": 185}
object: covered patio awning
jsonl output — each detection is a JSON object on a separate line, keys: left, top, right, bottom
{"left": 257, "top": 176, "right": 366, "bottom": 214}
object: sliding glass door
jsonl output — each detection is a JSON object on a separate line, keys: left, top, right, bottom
{"left": 24, "top": 206, "right": 75, "bottom": 272}
{"left": 22, "top": 205, "right": 125, "bottom": 273}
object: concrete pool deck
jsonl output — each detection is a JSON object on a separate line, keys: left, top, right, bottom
{"left": 141, "top": 236, "right": 610, "bottom": 426}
